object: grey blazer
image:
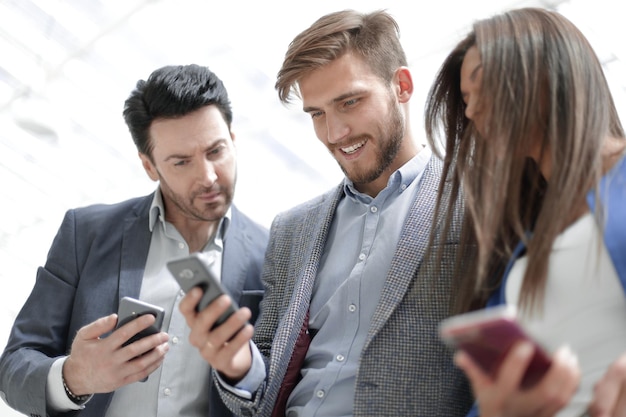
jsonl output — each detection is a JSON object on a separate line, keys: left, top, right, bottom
{"left": 0, "top": 193, "right": 269, "bottom": 417}
{"left": 218, "top": 155, "right": 473, "bottom": 417}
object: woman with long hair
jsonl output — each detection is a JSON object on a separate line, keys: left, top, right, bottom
{"left": 425, "top": 7, "right": 626, "bottom": 417}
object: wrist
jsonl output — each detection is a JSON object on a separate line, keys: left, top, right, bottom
{"left": 62, "top": 358, "right": 91, "bottom": 405}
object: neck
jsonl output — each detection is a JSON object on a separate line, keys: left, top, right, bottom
{"left": 165, "top": 214, "right": 220, "bottom": 253}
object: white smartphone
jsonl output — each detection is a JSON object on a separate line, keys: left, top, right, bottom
{"left": 115, "top": 296, "right": 165, "bottom": 347}
{"left": 166, "top": 253, "right": 238, "bottom": 329}
{"left": 439, "top": 304, "right": 552, "bottom": 389}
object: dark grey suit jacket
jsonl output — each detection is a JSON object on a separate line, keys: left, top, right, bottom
{"left": 217, "top": 155, "right": 474, "bottom": 416}
{"left": 0, "top": 192, "right": 269, "bottom": 417}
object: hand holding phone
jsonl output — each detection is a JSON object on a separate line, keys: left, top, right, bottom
{"left": 115, "top": 296, "right": 165, "bottom": 347}
{"left": 439, "top": 304, "right": 552, "bottom": 389}
{"left": 167, "top": 253, "right": 238, "bottom": 329}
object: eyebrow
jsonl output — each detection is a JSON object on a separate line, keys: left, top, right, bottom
{"left": 163, "top": 139, "right": 228, "bottom": 162}
{"left": 302, "top": 90, "right": 367, "bottom": 113}
{"left": 470, "top": 63, "right": 482, "bottom": 81}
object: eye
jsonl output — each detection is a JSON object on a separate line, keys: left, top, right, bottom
{"left": 174, "top": 159, "right": 189, "bottom": 167}
{"left": 309, "top": 110, "right": 324, "bottom": 119}
{"left": 344, "top": 98, "right": 358, "bottom": 107}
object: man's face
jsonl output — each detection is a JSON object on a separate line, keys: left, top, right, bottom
{"left": 299, "top": 53, "right": 407, "bottom": 197}
{"left": 140, "top": 105, "right": 237, "bottom": 224}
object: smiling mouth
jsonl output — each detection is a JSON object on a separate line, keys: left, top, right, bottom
{"left": 341, "top": 140, "right": 366, "bottom": 154}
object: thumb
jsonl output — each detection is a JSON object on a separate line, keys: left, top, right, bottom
{"left": 77, "top": 314, "right": 118, "bottom": 340}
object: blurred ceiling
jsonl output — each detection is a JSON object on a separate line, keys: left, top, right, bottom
{"left": 0, "top": 3, "right": 624, "bottom": 403}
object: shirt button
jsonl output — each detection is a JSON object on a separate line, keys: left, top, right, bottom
{"left": 171, "top": 336, "right": 179, "bottom": 345}
{"left": 316, "top": 390, "right": 325, "bottom": 398}
{"left": 400, "top": 184, "right": 407, "bottom": 191}
{"left": 178, "top": 242, "right": 185, "bottom": 249}
{"left": 336, "top": 354, "right": 345, "bottom": 362}
{"left": 163, "top": 388, "right": 172, "bottom": 396}
{"left": 348, "top": 304, "right": 357, "bottom": 312}
{"left": 358, "top": 253, "right": 366, "bottom": 261}
{"left": 370, "top": 206, "right": 378, "bottom": 213}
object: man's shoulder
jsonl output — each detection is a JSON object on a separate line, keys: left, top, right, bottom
{"left": 276, "top": 185, "right": 342, "bottom": 221}
{"left": 290, "top": 185, "right": 342, "bottom": 212}
{"left": 69, "top": 193, "right": 153, "bottom": 224}
{"left": 230, "top": 204, "right": 270, "bottom": 239}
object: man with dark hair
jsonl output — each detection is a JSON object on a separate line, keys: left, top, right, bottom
{"left": 0, "top": 64, "right": 268, "bottom": 417}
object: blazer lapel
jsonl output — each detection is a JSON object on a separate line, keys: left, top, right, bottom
{"left": 221, "top": 206, "right": 247, "bottom": 301}
{"left": 118, "top": 195, "right": 152, "bottom": 301}
{"left": 365, "top": 156, "right": 444, "bottom": 342}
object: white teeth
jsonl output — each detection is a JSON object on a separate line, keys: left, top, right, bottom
{"left": 342, "top": 141, "right": 365, "bottom": 154}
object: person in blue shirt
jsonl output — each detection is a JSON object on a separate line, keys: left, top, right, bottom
{"left": 179, "top": 8, "right": 474, "bottom": 417}
{"left": 424, "top": 7, "right": 626, "bottom": 417}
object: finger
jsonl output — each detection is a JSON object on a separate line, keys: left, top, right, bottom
{"left": 119, "top": 331, "right": 169, "bottom": 361}
{"left": 217, "top": 323, "right": 254, "bottom": 356}
{"left": 454, "top": 349, "right": 494, "bottom": 392}
{"left": 189, "top": 295, "right": 235, "bottom": 345}
{"left": 123, "top": 342, "right": 170, "bottom": 384}
{"left": 111, "top": 314, "right": 158, "bottom": 348}
{"left": 197, "top": 311, "right": 252, "bottom": 368}
{"left": 589, "top": 359, "right": 626, "bottom": 417}
{"left": 77, "top": 314, "right": 118, "bottom": 340}
{"left": 179, "top": 287, "right": 203, "bottom": 319}
{"left": 613, "top": 383, "right": 626, "bottom": 417}
{"left": 211, "top": 324, "right": 254, "bottom": 380}
{"left": 529, "top": 345, "right": 579, "bottom": 417}
{"left": 496, "top": 341, "right": 536, "bottom": 391}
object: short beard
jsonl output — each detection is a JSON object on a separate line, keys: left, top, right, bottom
{"left": 158, "top": 172, "right": 234, "bottom": 223}
{"left": 344, "top": 98, "right": 405, "bottom": 186}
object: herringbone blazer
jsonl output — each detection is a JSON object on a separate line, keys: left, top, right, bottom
{"left": 217, "top": 154, "right": 474, "bottom": 417}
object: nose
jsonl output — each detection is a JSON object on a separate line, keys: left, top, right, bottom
{"left": 197, "top": 159, "right": 217, "bottom": 186}
{"left": 324, "top": 114, "right": 350, "bottom": 144}
{"left": 464, "top": 94, "right": 480, "bottom": 121}
{"left": 464, "top": 98, "right": 476, "bottom": 121}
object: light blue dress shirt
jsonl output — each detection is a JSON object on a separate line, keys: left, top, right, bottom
{"left": 227, "top": 147, "right": 432, "bottom": 416}
{"left": 286, "top": 147, "right": 431, "bottom": 417}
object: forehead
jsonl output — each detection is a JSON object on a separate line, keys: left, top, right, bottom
{"left": 149, "top": 105, "right": 230, "bottom": 152}
{"left": 460, "top": 46, "right": 482, "bottom": 88}
{"left": 299, "top": 53, "right": 384, "bottom": 107}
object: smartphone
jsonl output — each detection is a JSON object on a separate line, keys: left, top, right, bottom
{"left": 439, "top": 304, "right": 552, "bottom": 389}
{"left": 166, "top": 253, "right": 238, "bottom": 329}
{"left": 116, "top": 296, "right": 165, "bottom": 347}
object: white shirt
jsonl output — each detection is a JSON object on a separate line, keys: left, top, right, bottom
{"left": 506, "top": 213, "right": 626, "bottom": 417}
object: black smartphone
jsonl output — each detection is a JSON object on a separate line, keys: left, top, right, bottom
{"left": 167, "top": 253, "right": 238, "bottom": 329}
{"left": 115, "top": 296, "right": 165, "bottom": 347}
{"left": 439, "top": 304, "right": 552, "bottom": 389}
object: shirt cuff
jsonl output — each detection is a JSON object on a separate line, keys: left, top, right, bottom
{"left": 47, "top": 357, "right": 91, "bottom": 411}
{"left": 216, "top": 341, "right": 266, "bottom": 399}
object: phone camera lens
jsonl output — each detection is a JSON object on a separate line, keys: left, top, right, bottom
{"left": 179, "top": 268, "right": 194, "bottom": 280}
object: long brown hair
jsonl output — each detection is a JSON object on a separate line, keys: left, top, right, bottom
{"left": 425, "top": 7, "right": 625, "bottom": 314}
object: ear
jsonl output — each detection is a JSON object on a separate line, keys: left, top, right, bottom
{"left": 139, "top": 152, "right": 159, "bottom": 182}
{"left": 395, "top": 67, "right": 413, "bottom": 103}
{"left": 230, "top": 130, "right": 236, "bottom": 145}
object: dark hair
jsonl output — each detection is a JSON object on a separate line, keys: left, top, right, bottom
{"left": 276, "top": 9, "right": 407, "bottom": 103}
{"left": 123, "top": 64, "right": 233, "bottom": 159}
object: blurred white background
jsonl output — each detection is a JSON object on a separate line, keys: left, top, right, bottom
{"left": 1, "top": 0, "right": 624, "bottom": 415}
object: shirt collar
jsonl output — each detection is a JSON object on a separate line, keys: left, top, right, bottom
{"left": 343, "top": 145, "right": 432, "bottom": 202}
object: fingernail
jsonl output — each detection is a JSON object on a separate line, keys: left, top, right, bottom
{"left": 515, "top": 341, "right": 534, "bottom": 358}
